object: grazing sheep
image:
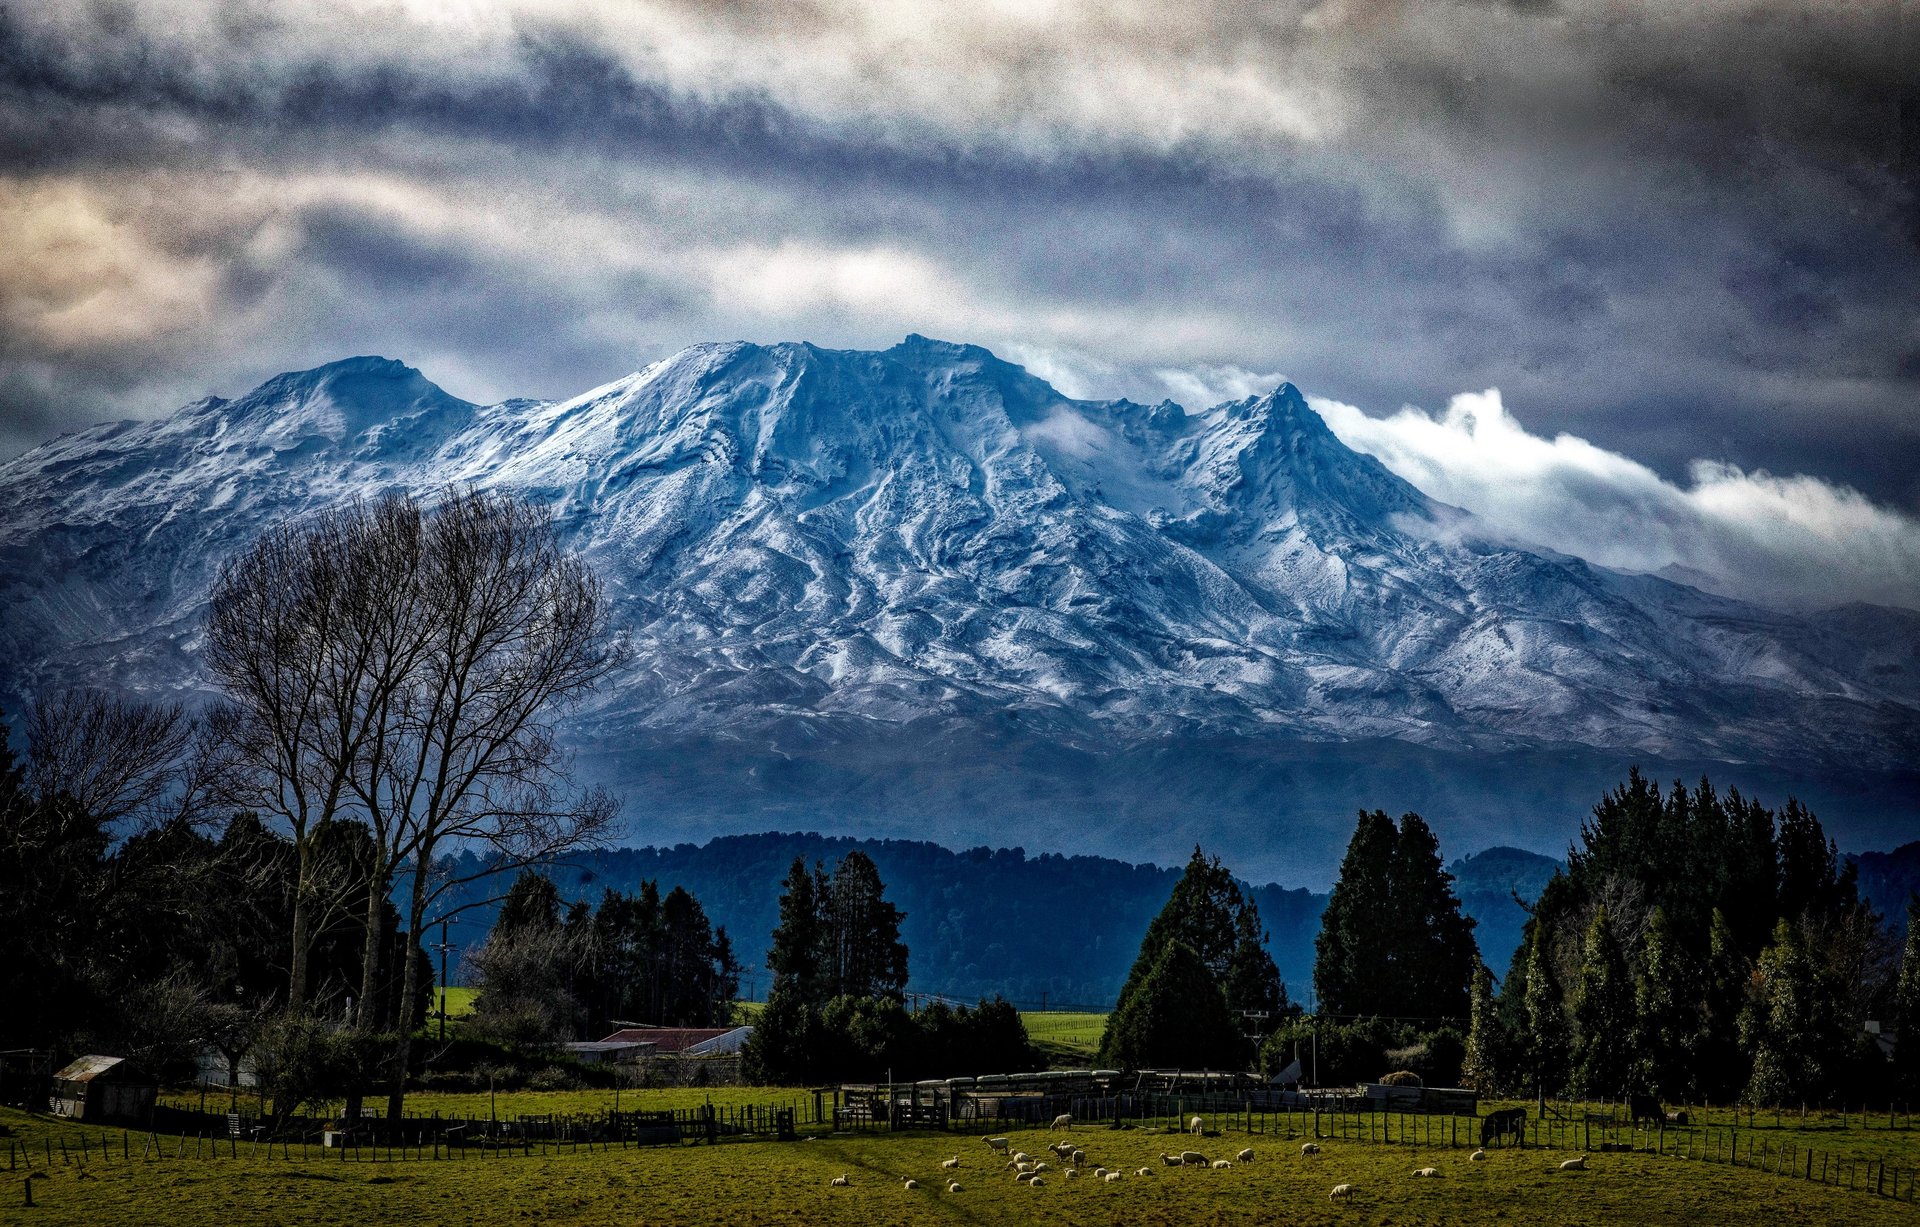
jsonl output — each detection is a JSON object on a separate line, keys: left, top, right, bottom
{"left": 1559, "top": 1157, "right": 1588, "bottom": 1172}
{"left": 1093, "top": 1167, "right": 1110, "bottom": 1178}
{"left": 830, "top": 1175, "right": 850, "bottom": 1187}
{"left": 941, "top": 1157, "right": 960, "bottom": 1170}
{"left": 1181, "top": 1151, "right": 1208, "bottom": 1166}
{"left": 1016, "top": 1161, "right": 1034, "bottom": 1173}
{"left": 1064, "top": 1169, "right": 1078, "bottom": 1179}
{"left": 1189, "top": 1115, "right": 1206, "bottom": 1136}
{"left": 1211, "top": 1159, "right": 1233, "bottom": 1170}
{"left": 1330, "top": 1182, "right": 1354, "bottom": 1201}
{"left": 946, "top": 1181, "right": 963, "bottom": 1193}
{"left": 1236, "top": 1148, "right": 1254, "bottom": 1163}
{"left": 1411, "top": 1167, "right": 1440, "bottom": 1178}
{"left": 1011, "top": 1152, "right": 1030, "bottom": 1164}
{"left": 1470, "top": 1149, "right": 1487, "bottom": 1162}
{"left": 985, "top": 1136, "right": 1010, "bottom": 1153}
{"left": 1301, "top": 1142, "right": 1322, "bottom": 1156}
{"left": 1104, "top": 1171, "right": 1122, "bottom": 1183}
{"left": 1030, "top": 1176, "right": 1047, "bottom": 1187}
{"left": 1050, "top": 1142, "right": 1075, "bottom": 1158}
{"left": 1135, "top": 1167, "right": 1153, "bottom": 1177}
{"left": 903, "top": 1179, "right": 921, "bottom": 1190}
{"left": 1004, "top": 1161, "right": 1018, "bottom": 1170}
{"left": 1015, "top": 1171, "right": 1036, "bottom": 1184}
{"left": 1051, "top": 1113, "right": 1074, "bottom": 1131}
{"left": 1071, "top": 1148, "right": 1086, "bottom": 1166}
{"left": 1160, "top": 1152, "right": 1183, "bottom": 1167}
{"left": 1034, "top": 1162, "right": 1051, "bottom": 1173}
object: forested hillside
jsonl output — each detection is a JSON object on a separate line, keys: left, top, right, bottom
{"left": 438, "top": 834, "right": 1327, "bottom": 1008}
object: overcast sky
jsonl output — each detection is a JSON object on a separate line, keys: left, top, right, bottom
{"left": 3, "top": 1, "right": 1917, "bottom": 608}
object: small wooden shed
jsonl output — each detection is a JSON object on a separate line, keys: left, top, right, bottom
{"left": 50, "top": 1055, "right": 156, "bottom": 1123}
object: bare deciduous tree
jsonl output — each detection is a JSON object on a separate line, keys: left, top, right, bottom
{"left": 206, "top": 487, "right": 626, "bottom": 1117}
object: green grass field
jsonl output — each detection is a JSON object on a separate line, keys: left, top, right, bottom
{"left": 7, "top": 1102, "right": 1916, "bottom": 1226}
{"left": 1020, "top": 1011, "right": 1106, "bottom": 1064}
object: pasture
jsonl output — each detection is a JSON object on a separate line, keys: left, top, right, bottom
{"left": 6, "top": 1100, "right": 1918, "bottom": 1226}
{"left": 1021, "top": 1011, "right": 1107, "bottom": 1064}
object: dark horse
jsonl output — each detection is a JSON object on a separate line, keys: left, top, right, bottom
{"left": 1480, "top": 1107, "right": 1527, "bottom": 1148}
{"left": 1629, "top": 1094, "right": 1664, "bottom": 1127}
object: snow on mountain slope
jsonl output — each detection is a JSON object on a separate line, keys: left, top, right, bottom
{"left": 2, "top": 336, "right": 1915, "bottom": 775}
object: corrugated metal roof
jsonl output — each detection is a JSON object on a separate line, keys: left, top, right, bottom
{"left": 52, "top": 1054, "right": 143, "bottom": 1083}
{"left": 599, "top": 1027, "right": 740, "bottom": 1052}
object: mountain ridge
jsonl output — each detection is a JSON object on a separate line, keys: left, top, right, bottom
{"left": 2, "top": 337, "right": 1916, "bottom": 883}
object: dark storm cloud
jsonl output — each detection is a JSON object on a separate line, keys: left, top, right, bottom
{"left": 0, "top": 1, "right": 1915, "bottom": 604}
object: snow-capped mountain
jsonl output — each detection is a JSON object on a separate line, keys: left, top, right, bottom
{"left": 2, "top": 338, "right": 1915, "bottom": 880}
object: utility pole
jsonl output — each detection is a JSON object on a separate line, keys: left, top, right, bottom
{"left": 432, "top": 920, "right": 455, "bottom": 1041}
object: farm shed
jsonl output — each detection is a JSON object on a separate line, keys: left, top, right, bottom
{"left": 599, "top": 1026, "right": 754, "bottom": 1056}
{"left": 563, "top": 1040, "right": 654, "bottom": 1065}
{"left": 50, "top": 1055, "right": 156, "bottom": 1123}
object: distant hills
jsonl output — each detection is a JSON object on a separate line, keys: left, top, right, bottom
{"left": 432, "top": 833, "right": 1575, "bottom": 1009}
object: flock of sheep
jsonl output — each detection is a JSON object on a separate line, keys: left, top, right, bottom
{"left": 824, "top": 1112, "right": 1596, "bottom": 1203}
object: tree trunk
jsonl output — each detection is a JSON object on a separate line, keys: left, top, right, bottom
{"left": 288, "top": 841, "right": 315, "bottom": 1012}
{"left": 385, "top": 853, "right": 433, "bottom": 1122}
{"left": 344, "top": 854, "right": 389, "bottom": 1122}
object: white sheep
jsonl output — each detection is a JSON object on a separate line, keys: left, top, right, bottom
{"left": 903, "top": 1179, "right": 921, "bottom": 1190}
{"left": 946, "top": 1181, "right": 963, "bottom": 1193}
{"left": 1559, "top": 1157, "right": 1588, "bottom": 1172}
{"left": 1160, "top": 1152, "right": 1183, "bottom": 1167}
{"left": 1071, "top": 1148, "right": 1086, "bottom": 1166}
{"left": 1211, "top": 1159, "right": 1233, "bottom": 1170}
{"left": 1470, "top": 1149, "right": 1487, "bottom": 1162}
{"left": 1135, "top": 1167, "right": 1153, "bottom": 1177}
{"left": 1330, "top": 1182, "right": 1354, "bottom": 1201}
{"left": 1015, "top": 1171, "right": 1036, "bottom": 1184}
{"left": 1189, "top": 1115, "right": 1205, "bottom": 1136}
{"left": 830, "top": 1175, "right": 850, "bottom": 1187}
{"left": 1104, "top": 1171, "right": 1122, "bottom": 1183}
{"left": 1180, "top": 1151, "right": 1208, "bottom": 1166}
{"left": 1016, "top": 1161, "right": 1034, "bottom": 1173}
{"left": 1051, "top": 1113, "right": 1074, "bottom": 1131}
{"left": 1301, "top": 1142, "right": 1322, "bottom": 1156}
{"left": 1011, "top": 1151, "right": 1030, "bottom": 1164}
{"left": 941, "top": 1157, "right": 960, "bottom": 1170}
{"left": 1030, "top": 1176, "right": 1047, "bottom": 1187}
{"left": 984, "top": 1136, "right": 1010, "bottom": 1153}
{"left": 1411, "top": 1167, "right": 1440, "bottom": 1178}
{"left": 1064, "top": 1168, "right": 1078, "bottom": 1179}
{"left": 1093, "top": 1167, "right": 1110, "bottom": 1178}
{"left": 1236, "top": 1147, "right": 1254, "bottom": 1163}
{"left": 1034, "top": 1161, "right": 1051, "bottom": 1173}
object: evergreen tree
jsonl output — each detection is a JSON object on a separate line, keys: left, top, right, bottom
{"left": 1699, "top": 907, "right": 1753, "bottom": 1102}
{"left": 1224, "top": 899, "right": 1288, "bottom": 1018}
{"left": 1389, "top": 813, "right": 1479, "bottom": 1021}
{"left": 1100, "top": 940, "right": 1245, "bottom": 1070}
{"left": 1521, "top": 924, "right": 1568, "bottom": 1095}
{"left": 825, "top": 851, "right": 908, "bottom": 1001}
{"left": 1569, "top": 906, "right": 1634, "bottom": 1097}
{"left": 1461, "top": 957, "right": 1504, "bottom": 1093}
{"left": 1314, "top": 810, "right": 1400, "bottom": 1014}
{"left": 766, "top": 858, "right": 827, "bottom": 1001}
{"left": 1893, "top": 897, "right": 1920, "bottom": 1099}
{"left": 495, "top": 871, "right": 562, "bottom": 939}
{"left": 1742, "top": 919, "right": 1847, "bottom": 1106}
{"left": 1106, "top": 846, "right": 1283, "bottom": 1059}
{"left": 1632, "top": 906, "right": 1700, "bottom": 1101}
{"left": 1314, "top": 810, "right": 1476, "bottom": 1019}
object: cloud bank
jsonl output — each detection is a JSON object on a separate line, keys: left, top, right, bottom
{"left": 0, "top": 0, "right": 1914, "bottom": 609}
{"left": 1309, "top": 388, "right": 1920, "bottom": 612}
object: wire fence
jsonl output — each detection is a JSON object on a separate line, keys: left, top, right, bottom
{"left": 5, "top": 1094, "right": 1915, "bottom": 1209}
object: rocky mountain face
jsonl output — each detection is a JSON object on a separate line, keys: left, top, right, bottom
{"left": 2, "top": 337, "right": 1915, "bottom": 883}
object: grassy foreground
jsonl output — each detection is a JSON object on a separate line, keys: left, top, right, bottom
{"left": 5, "top": 1104, "right": 1914, "bottom": 1226}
